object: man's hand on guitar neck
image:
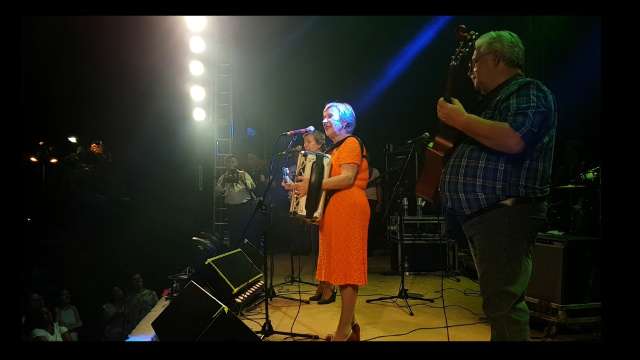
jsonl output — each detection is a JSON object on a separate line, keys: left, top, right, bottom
{"left": 436, "top": 97, "right": 467, "bottom": 129}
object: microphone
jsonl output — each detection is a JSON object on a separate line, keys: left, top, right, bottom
{"left": 407, "top": 132, "right": 432, "bottom": 143}
{"left": 275, "top": 145, "right": 303, "bottom": 156}
{"left": 282, "top": 126, "right": 315, "bottom": 136}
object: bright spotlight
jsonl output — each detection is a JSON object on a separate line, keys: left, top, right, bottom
{"left": 49, "top": 158, "right": 59, "bottom": 164}
{"left": 189, "top": 36, "right": 206, "bottom": 54}
{"left": 189, "top": 60, "right": 205, "bottom": 76}
{"left": 193, "top": 107, "right": 206, "bottom": 122}
{"left": 190, "top": 85, "right": 206, "bottom": 102}
{"left": 185, "top": 16, "right": 207, "bottom": 33}
{"left": 68, "top": 136, "right": 78, "bottom": 143}
{"left": 29, "top": 156, "right": 39, "bottom": 163}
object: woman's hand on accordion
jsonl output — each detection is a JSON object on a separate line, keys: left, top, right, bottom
{"left": 281, "top": 176, "right": 309, "bottom": 197}
{"left": 292, "top": 176, "right": 309, "bottom": 197}
{"left": 281, "top": 180, "right": 295, "bottom": 193}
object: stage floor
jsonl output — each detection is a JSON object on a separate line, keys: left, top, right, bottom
{"left": 129, "top": 254, "right": 489, "bottom": 341}
{"left": 243, "top": 254, "right": 488, "bottom": 341}
{"left": 129, "top": 254, "right": 599, "bottom": 342}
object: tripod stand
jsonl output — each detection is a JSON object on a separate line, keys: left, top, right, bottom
{"left": 272, "top": 222, "right": 318, "bottom": 302}
{"left": 240, "top": 135, "right": 318, "bottom": 340}
{"left": 366, "top": 141, "right": 435, "bottom": 316}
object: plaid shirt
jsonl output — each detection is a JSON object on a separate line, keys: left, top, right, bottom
{"left": 441, "top": 74, "right": 557, "bottom": 216}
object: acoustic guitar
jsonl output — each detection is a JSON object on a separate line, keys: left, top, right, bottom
{"left": 416, "top": 25, "right": 478, "bottom": 204}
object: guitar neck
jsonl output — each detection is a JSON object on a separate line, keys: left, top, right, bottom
{"left": 438, "top": 66, "right": 462, "bottom": 144}
{"left": 443, "top": 66, "right": 455, "bottom": 103}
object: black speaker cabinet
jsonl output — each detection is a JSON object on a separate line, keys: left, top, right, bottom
{"left": 192, "top": 248, "right": 264, "bottom": 310}
{"left": 151, "top": 280, "right": 260, "bottom": 342}
{"left": 240, "top": 241, "right": 264, "bottom": 270}
{"left": 390, "top": 241, "right": 454, "bottom": 273}
{"left": 527, "top": 233, "right": 600, "bottom": 305}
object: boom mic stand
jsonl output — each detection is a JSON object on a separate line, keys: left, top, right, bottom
{"left": 240, "top": 134, "right": 318, "bottom": 340}
{"left": 366, "top": 140, "right": 435, "bottom": 316}
{"left": 271, "top": 146, "right": 317, "bottom": 300}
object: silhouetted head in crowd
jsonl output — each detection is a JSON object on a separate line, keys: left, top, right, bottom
{"left": 111, "top": 286, "right": 125, "bottom": 303}
{"left": 131, "top": 273, "right": 145, "bottom": 293}
{"left": 33, "top": 306, "right": 55, "bottom": 330}
{"left": 59, "top": 289, "right": 72, "bottom": 307}
{"left": 29, "top": 292, "right": 45, "bottom": 312}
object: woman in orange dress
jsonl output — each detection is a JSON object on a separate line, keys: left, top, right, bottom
{"left": 286, "top": 102, "right": 369, "bottom": 341}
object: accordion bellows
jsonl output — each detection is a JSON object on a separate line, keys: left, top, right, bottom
{"left": 289, "top": 151, "right": 332, "bottom": 224}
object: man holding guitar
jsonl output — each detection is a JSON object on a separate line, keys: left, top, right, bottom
{"left": 436, "top": 30, "right": 557, "bottom": 341}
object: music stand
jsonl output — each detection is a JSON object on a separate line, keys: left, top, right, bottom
{"left": 366, "top": 141, "right": 435, "bottom": 316}
{"left": 239, "top": 135, "right": 318, "bottom": 340}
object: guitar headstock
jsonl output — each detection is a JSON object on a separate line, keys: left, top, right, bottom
{"left": 449, "top": 25, "right": 478, "bottom": 68}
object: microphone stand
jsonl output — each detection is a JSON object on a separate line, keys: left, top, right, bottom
{"left": 241, "top": 134, "right": 318, "bottom": 340}
{"left": 366, "top": 141, "right": 435, "bottom": 316}
{"left": 271, "top": 138, "right": 317, "bottom": 297}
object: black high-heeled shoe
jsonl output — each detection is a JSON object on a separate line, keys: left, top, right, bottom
{"left": 317, "top": 288, "right": 337, "bottom": 304}
{"left": 309, "top": 289, "right": 323, "bottom": 302}
{"left": 351, "top": 322, "right": 360, "bottom": 341}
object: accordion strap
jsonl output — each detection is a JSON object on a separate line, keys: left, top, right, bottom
{"left": 324, "top": 135, "right": 368, "bottom": 209}
{"left": 325, "top": 135, "right": 368, "bottom": 161}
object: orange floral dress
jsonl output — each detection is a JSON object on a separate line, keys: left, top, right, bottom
{"left": 316, "top": 137, "right": 370, "bottom": 286}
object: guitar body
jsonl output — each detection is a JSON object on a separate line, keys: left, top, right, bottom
{"left": 416, "top": 135, "right": 454, "bottom": 203}
{"left": 416, "top": 25, "right": 477, "bottom": 204}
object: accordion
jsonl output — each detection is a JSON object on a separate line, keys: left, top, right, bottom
{"left": 289, "top": 151, "right": 332, "bottom": 223}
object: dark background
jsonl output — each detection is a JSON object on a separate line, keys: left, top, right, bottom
{"left": 20, "top": 16, "right": 601, "bottom": 339}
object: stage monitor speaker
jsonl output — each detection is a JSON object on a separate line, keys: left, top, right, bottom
{"left": 151, "top": 280, "right": 260, "bottom": 342}
{"left": 527, "top": 233, "right": 600, "bottom": 305}
{"left": 390, "top": 241, "right": 454, "bottom": 273}
{"left": 192, "top": 248, "right": 264, "bottom": 311}
{"left": 240, "top": 240, "right": 264, "bottom": 270}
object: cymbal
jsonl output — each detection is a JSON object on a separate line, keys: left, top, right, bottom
{"left": 554, "top": 184, "right": 586, "bottom": 189}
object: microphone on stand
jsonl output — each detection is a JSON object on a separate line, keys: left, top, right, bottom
{"left": 275, "top": 145, "right": 303, "bottom": 156}
{"left": 281, "top": 126, "right": 315, "bottom": 136}
{"left": 406, "top": 132, "right": 432, "bottom": 144}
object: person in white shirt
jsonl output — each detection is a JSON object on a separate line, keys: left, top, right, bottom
{"left": 55, "top": 289, "right": 83, "bottom": 341}
{"left": 216, "top": 155, "right": 257, "bottom": 249}
{"left": 31, "top": 306, "right": 73, "bottom": 342}
{"left": 124, "top": 273, "right": 159, "bottom": 335}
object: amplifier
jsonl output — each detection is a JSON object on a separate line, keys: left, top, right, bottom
{"left": 192, "top": 248, "right": 264, "bottom": 312}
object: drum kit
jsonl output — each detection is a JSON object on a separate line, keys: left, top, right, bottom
{"left": 548, "top": 166, "right": 601, "bottom": 236}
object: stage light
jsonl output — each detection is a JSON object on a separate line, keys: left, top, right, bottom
{"left": 190, "top": 85, "right": 206, "bottom": 102}
{"left": 68, "top": 136, "right": 78, "bottom": 143}
{"left": 29, "top": 156, "right": 39, "bottom": 163}
{"left": 189, "top": 36, "right": 206, "bottom": 54}
{"left": 189, "top": 60, "right": 205, "bottom": 76}
{"left": 38, "top": 141, "right": 44, "bottom": 146}
{"left": 125, "top": 334, "right": 155, "bottom": 342}
{"left": 185, "top": 16, "right": 207, "bottom": 33}
{"left": 49, "top": 158, "right": 59, "bottom": 164}
{"left": 355, "top": 16, "right": 453, "bottom": 112}
{"left": 193, "top": 107, "right": 206, "bottom": 122}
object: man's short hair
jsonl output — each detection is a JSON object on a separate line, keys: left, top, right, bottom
{"left": 475, "top": 30, "right": 525, "bottom": 70}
